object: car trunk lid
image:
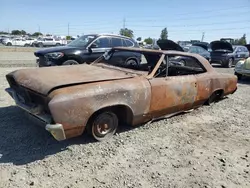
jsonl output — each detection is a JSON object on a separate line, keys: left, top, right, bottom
{"left": 6, "top": 64, "right": 134, "bottom": 95}
{"left": 210, "top": 40, "right": 233, "bottom": 52}
{"left": 157, "top": 39, "right": 184, "bottom": 52}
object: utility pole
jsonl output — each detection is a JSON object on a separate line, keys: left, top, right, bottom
{"left": 38, "top": 25, "right": 40, "bottom": 33}
{"left": 68, "top": 23, "right": 70, "bottom": 36}
{"left": 123, "top": 18, "right": 126, "bottom": 29}
{"left": 201, "top": 32, "right": 205, "bottom": 42}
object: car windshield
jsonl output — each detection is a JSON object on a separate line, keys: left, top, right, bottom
{"left": 67, "top": 35, "right": 96, "bottom": 47}
{"left": 188, "top": 46, "right": 196, "bottom": 53}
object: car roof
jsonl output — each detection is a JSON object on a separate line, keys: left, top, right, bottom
{"left": 96, "top": 33, "right": 132, "bottom": 39}
{"left": 111, "top": 47, "right": 214, "bottom": 72}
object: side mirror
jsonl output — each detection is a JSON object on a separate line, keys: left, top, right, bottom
{"left": 90, "top": 43, "right": 98, "bottom": 48}
{"left": 87, "top": 47, "right": 92, "bottom": 54}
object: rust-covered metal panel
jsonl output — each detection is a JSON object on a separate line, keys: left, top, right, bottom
{"left": 8, "top": 64, "right": 133, "bottom": 95}
{"left": 148, "top": 75, "right": 197, "bottom": 118}
{"left": 48, "top": 77, "right": 151, "bottom": 138}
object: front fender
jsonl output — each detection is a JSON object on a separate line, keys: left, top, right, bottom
{"left": 48, "top": 77, "right": 151, "bottom": 138}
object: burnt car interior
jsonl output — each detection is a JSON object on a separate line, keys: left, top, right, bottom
{"left": 92, "top": 48, "right": 207, "bottom": 78}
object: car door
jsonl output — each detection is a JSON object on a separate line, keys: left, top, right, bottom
{"left": 148, "top": 56, "right": 199, "bottom": 118}
{"left": 13, "top": 39, "right": 20, "bottom": 46}
{"left": 85, "top": 37, "right": 111, "bottom": 63}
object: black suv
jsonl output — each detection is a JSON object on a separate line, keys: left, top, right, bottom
{"left": 210, "top": 41, "right": 249, "bottom": 68}
{"left": 34, "top": 34, "right": 141, "bottom": 67}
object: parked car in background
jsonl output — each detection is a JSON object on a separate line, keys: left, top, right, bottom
{"left": 234, "top": 57, "right": 250, "bottom": 80}
{"left": 0, "top": 35, "right": 9, "bottom": 44}
{"left": 32, "top": 37, "right": 66, "bottom": 47}
{"left": 34, "top": 34, "right": 141, "bottom": 67}
{"left": 157, "top": 39, "right": 211, "bottom": 66}
{"left": 5, "top": 47, "right": 237, "bottom": 141}
{"left": 2, "top": 38, "right": 31, "bottom": 47}
{"left": 245, "top": 44, "right": 250, "bottom": 52}
{"left": 210, "top": 40, "right": 249, "bottom": 68}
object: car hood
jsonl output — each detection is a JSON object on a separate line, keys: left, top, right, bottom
{"left": 34, "top": 46, "right": 83, "bottom": 56}
{"left": 7, "top": 64, "right": 134, "bottom": 95}
{"left": 210, "top": 40, "right": 233, "bottom": 52}
{"left": 157, "top": 39, "right": 184, "bottom": 52}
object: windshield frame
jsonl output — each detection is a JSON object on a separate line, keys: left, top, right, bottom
{"left": 67, "top": 34, "right": 97, "bottom": 48}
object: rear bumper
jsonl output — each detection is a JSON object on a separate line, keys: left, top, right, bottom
{"left": 210, "top": 57, "right": 228, "bottom": 64}
{"left": 5, "top": 88, "right": 66, "bottom": 141}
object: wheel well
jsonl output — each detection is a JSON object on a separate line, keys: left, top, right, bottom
{"left": 210, "top": 89, "right": 224, "bottom": 100}
{"left": 205, "top": 89, "right": 224, "bottom": 105}
{"left": 87, "top": 105, "right": 133, "bottom": 128}
{"left": 65, "top": 57, "right": 81, "bottom": 64}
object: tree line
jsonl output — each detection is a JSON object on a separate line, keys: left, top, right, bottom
{"left": 0, "top": 28, "right": 248, "bottom": 45}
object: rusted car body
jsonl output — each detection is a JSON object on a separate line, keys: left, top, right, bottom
{"left": 5, "top": 47, "right": 237, "bottom": 141}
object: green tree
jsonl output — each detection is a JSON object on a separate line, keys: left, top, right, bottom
{"left": 160, "top": 27, "right": 168, "bottom": 40}
{"left": 144, "top": 37, "right": 153, "bottom": 44}
{"left": 0, "top": 31, "right": 9, "bottom": 34}
{"left": 119, "top": 28, "right": 134, "bottom": 38}
{"left": 136, "top": 37, "right": 142, "bottom": 41}
{"left": 238, "top": 34, "right": 247, "bottom": 45}
{"left": 66, "top": 36, "right": 72, "bottom": 40}
{"left": 20, "top": 30, "right": 26, "bottom": 35}
{"left": 32, "top": 32, "right": 43, "bottom": 37}
{"left": 11, "top": 30, "right": 22, "bottom": 35}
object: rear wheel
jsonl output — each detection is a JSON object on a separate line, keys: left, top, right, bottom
{"left": 179, "top": 59, "right": 186, "bottom": 66}
{"left": 24, "top": 44, "right": 29, "bottom": 47}
{"left": 6, "top": 42, "right": 12, "bottom": 46}
{"left": 87, "top": 111, "right": 118, "bottom": 141}
{"left": 125, "top": 59, "right": 139, "bottom": 68}
{"left": 56, "top": 43, "right": 61, "bottom": 46}
{"left": 38, "top": 43, "right": 43, "bottom": 48}
{"left": 62, "top": 60, "right": 79, "bottom": 65}
{"left": 234, "top": 72, "right": 242, "bottom": 80}
{"left": 225, "top": 58, "right": 233, "bottom": 68}
{"left": 205, "top": 90, "right": 223, "bottom": 105}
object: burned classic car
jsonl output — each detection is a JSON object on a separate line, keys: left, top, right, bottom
{"left": 5, "top": 47, "right": 237, "bottom": 141}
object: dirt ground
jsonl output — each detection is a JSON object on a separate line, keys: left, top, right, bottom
{"left": 0, "top": 66, "right": 249, "bottom": 188}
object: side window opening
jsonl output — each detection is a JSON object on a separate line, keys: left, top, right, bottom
{"left": 124, "top": 39, "right": 134, "bottom": 47}
{"left": 167, "top": 55, "right": 206, "bottom": 76}
{"left": 153, "top": 55, "right": 206, "bottom": 78}
{"left": 111, "top": 37, "right": 123, "bottom": 47}
{"left": 93, "top": 37, "right": 110, "bottom": 48}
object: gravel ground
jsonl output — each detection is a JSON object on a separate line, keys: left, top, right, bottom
{"left": 0, "top": 66, "right": 249, "bottom": 188}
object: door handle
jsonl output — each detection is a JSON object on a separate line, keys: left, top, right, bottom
{"left": 195, "top": 82, "right": 197, "bottom": 87}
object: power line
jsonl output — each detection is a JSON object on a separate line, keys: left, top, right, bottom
{"left": 127, "top": 10, "right": 250, "bottom": 23}
{"left": 125, "top": 5, "right": 250, "bottom": 20}
{"left": 127, "top": 20, "right": 250, "bottom": 28}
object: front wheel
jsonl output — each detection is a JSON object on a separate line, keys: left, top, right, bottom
{"left": 87, "top": 111, "right": 118, "bottom": 141}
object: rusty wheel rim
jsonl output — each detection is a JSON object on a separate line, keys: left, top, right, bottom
{"left": 92, "top": 112, "right": 118, "bottom": 140}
